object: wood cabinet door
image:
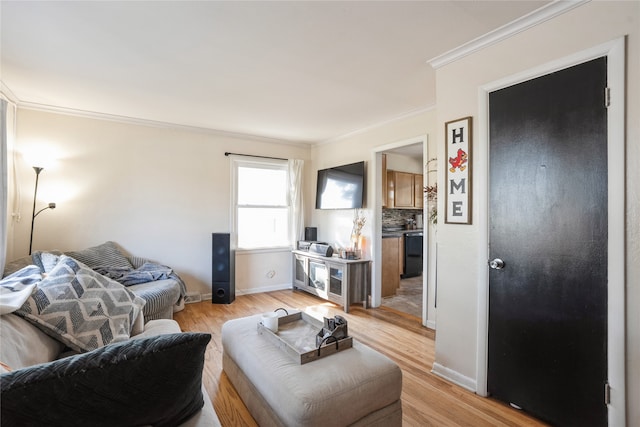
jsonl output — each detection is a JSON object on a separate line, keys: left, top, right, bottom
{"left": 414, "top": 174, "right": 424, "bottom": 208}
{"left": 394, "top": 172, "right": 414, "bottom": 207}
{"left": 381, "top": 237, "right": 400, "bottom": 297}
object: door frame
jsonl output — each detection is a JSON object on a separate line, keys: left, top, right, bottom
{"left": 475, "top": 37, "right": 626, "bottom": 425}
{"left": 371, "top": 135, "right": 431, "bottom": 327}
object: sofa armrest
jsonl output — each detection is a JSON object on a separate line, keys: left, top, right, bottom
{"left": 0, "top": 313, "right": 64, "bottom": 370}
{"left": 132, "top": 318, "right": 182, "bottom": 338}
{"left": 179, "top": 387, "right": 222, "bottom": 427}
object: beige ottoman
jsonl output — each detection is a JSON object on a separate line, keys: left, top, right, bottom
{"left": 221, "top": 313, "right": 402, "bottom": 427}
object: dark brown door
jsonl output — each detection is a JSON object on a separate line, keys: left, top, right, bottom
{"left": 488, "top": 57, "right": 608, "bottom": 426}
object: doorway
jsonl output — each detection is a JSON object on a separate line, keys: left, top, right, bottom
{"left": 374, "top": 138, "right": 430, "bottom": 324}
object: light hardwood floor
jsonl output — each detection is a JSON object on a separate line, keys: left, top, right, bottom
{"left": 174, "top": 290, "right": 548, "bottom": 427}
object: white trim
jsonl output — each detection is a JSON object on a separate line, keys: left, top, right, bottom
{"left": 476, "top": 38, "right": 626, "bottom": 426}
{"left": 475, "top": 84, "right": 491, "bottom": 397}
{"left": 374, "top": 135, "right": 426, "bottom": 153}
{"left": 371, "top": 135, "right": 430, "bottom": 326}
{"left": 432, "top": 362, "right": 476, "bottom": 392}
{"left": 371, "top": 151, "right": 383, "bottom": 309}
{"left": 428, "top": 0, "right": 589, "bottom": 69}
{"left": 235, "top": 246, "right": 292, "bottom": 255}
{"left": 236, "top": 283, "right": 293, "bottom": 296}
{"left": 16, "top": 99, "right": 310, "bottom": 147}
{"left": 230, "top": 156, "right": 290, "bottom": 250}
{"left": 321, "top": 105, "right": 435, "bottom": 145}
{"left": 605, "top": 37, "right": 626, "bottom": 427}
{"left": 0, "top": 83, "right": 19, "bottom": 106}
{"left": 203, "top": 283, "right": 293, "bottom": 301}
{"left": 425, "top": 320, "right": 436, "bottom": 330}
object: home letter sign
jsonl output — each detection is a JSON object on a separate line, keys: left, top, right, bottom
{"left": 445, "top": 116, "right": 472, "bottom": 224}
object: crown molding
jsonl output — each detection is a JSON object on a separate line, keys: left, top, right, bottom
{"left": 16, "top": 100, "right": 311, "bottom": 147}
{"left": 428, "top": 0, "right": 590, "bottom": 69}
{"left": 0, "top": 81, "right": 20, "bottom": 105}
{"left": 319, "top": 104, "right": 436, "bottom": 146}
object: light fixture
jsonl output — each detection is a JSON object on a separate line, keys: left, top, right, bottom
{"left": 29, "top": 166, "right": 56, "bottom": 255}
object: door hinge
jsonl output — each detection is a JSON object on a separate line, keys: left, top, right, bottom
{"left": 605, "top": 87, "right": 611, "bottom": 108}
{"left": 604, "top": 382, "right": 611, "bottom": 405}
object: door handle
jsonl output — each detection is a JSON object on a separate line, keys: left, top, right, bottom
{"left": 489, "top": 258, "right": 505, "bottom": 270}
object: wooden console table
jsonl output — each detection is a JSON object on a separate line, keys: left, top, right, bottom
{"left": 292, "top": 250, "right": 371, "bottom": 313}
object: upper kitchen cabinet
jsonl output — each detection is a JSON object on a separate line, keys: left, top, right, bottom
{"left": 414, "top": 174, "right": 423, "bottom": 209}
{"left": 386, "top": 170, "right": 423, "bottom": 209}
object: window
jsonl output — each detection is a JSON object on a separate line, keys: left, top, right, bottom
{"left": 232, "top": 158, "right": 290, "bottom": 250}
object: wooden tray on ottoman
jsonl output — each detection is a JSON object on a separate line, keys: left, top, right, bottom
{"left": 257, "top": 311, "right": 352, "bottom": 364}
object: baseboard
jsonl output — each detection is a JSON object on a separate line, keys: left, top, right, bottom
{"left": 235, "top": 283, "right": 292, "bottom": 296}
{"left": 184, "top": 292, "right": 202, "bottom": 304}
{"left": 200, "top": 284, "right": 292, "bottom": 302}
{"left": 431, "top": 362, "right": 476, "bottom": 392}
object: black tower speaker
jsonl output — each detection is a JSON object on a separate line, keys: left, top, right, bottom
{"left": 305, "top": 227, "right": 317, "bottom": 241}
{"left": 211, "top": 233, "right": 234, "bottom": 304}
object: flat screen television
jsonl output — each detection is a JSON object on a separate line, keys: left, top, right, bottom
{"left": 315, "top": 161, "right": 365, "bottom": 209}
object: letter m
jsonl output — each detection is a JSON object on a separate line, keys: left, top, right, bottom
{"left": 450, "top": 178, "right": 466, "bottom": 194}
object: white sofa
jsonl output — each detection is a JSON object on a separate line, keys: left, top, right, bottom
{"left": 0, "top": 312, "right": 221, "bottom": 426}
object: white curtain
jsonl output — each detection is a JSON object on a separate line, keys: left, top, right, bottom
{"left": 288, "top": 159, "right": 304, "bottom": 245}
{"left": 1, "top": 99, "right": 8, "bottom": 273}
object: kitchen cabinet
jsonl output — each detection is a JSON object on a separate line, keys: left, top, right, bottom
{"left": 292, "top": 250, "right": 370, "bottom": 313}
{"left": 381, "top": 236, "right": 401, "bottom": 297}
{"left": 414, "top": 174, "right": 424, "bottom": 208}
{"left": 394, "top": 171, "right": 415, "bottom": 207}
{"left": 386, "top": 170, "right": 424, "bottom": 209}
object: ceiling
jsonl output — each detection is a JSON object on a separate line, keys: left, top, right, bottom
{"left": 0, "top": 1, "right": 549, "bottom": 144}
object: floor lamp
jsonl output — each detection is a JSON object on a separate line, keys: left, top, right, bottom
{"left": 29, "top": 166, "right": 56, "bottom": 255}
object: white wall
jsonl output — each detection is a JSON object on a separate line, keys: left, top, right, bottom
{"left": 432, "top": 1, "right": 639, "bottom": 424}
{"left": 310, "top": 109, "right": 437, "bottom": 323}
{"left": 310, "top": 110, "right": 437, "bottom": 252}
{"left": 385, "top": 152, "right": 423, "bottom": 173}
{"left": 8, "top": 108, "right": 311, "bottom": 297}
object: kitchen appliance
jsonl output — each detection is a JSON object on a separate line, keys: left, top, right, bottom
{"left": 415, "top": 214, "right": 424, "bottom": 229}
{"left": 401, "top": 232, "right": 423, "bottom": 278}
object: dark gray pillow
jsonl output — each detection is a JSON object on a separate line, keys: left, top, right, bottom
{"left": 65, "top": 241, "right": 133, "bottom": 270}
{"left": 0, "top": 332, "right": 211, "bottom": 427}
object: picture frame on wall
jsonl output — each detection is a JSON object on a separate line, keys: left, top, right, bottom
{"left": 445, "top": 116, "right": 472, "bottom": 224}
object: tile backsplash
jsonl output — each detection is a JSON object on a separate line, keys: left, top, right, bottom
{"left": 382, "top": 208, "right": 423, "bottom": 228}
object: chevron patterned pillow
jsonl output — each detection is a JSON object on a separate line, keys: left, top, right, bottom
{"left": 15, "top": 255, "right": 145, "bottom": 352}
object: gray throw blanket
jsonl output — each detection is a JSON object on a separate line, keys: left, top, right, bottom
{"left": 96, "top": 262, "right": 187, "bottom": 297}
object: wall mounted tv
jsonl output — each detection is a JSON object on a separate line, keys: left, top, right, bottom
{"left": 315, "top": 161, "right": 365, "bottom": 209}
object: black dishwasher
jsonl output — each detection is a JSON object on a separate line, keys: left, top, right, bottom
{"left": 401, "top": 232, "right": 423, "bottom": 278}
